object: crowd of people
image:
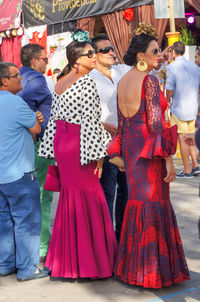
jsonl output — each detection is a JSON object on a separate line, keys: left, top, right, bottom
{"left": 0, "top": 23, "right": 200, "bottom": 288}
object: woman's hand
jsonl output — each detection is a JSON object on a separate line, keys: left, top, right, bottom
{"left": 164, "top": 156, "right": 176, "bottom": 183}
{"left": 94, "top": 158, "right": 104, "bottom": 178}
{"left": 36, "top": 111, "right": 44, "bottom": 124}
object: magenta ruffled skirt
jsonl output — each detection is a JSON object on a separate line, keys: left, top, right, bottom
{"left": 45, "top": 121, "right": 118, "bottom": 278}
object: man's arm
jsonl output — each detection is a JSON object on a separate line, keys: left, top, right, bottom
{"left": 19, "top": 75, "right": 52, "bottom": 138}
{"left": 165, "top": 89, "right": 173, "bottom": 124}
{"left": 166, "top": 89, "right": 173, "bottom": 103}
{"left": 28, "top": 111, "right": 44, "bottom": 141}
{"left": 28, "top": 120, "right": 41, "bottom": 135}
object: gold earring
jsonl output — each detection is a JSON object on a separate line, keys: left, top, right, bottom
{"left": 136, "top": 60, "right": 148, "bottom": 72}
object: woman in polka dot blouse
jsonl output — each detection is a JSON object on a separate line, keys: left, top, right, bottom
{"left": 38, "top": 33, "right": 118, "bottom": 280}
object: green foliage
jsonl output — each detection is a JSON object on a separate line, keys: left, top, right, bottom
{"left": 179, "top": 25, "right": 196, "bottom": 45}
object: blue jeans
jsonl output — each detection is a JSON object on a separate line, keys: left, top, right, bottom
{"left": 0, "top": 172, "right": 41, "bottom": 278}
{"left": 100, "top": 157, "right": 128, "bottom": 241}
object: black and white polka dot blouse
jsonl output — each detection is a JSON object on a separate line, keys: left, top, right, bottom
{"left": 38, "top": 74, "right": 111, "bottom": 165}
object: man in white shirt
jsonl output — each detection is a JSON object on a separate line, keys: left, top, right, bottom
{"left": 90, "top": 35, "right": 130, "bottom": 241}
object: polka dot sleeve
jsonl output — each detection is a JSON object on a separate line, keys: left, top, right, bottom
{"left": 80, "top": 76, "right": 111, "bottom": 165}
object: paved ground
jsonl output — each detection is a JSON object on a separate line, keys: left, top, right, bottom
{"left": 0, "top": 158, "right": 200, "bottom": 302}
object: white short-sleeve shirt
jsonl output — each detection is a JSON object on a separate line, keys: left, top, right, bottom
{"left": 90, "top": 64, "right": 131, "bottom": 127}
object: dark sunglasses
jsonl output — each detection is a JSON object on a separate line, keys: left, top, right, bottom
{"left": 80, "top": 49, "right": 95, "bottom": 58}
{"left": 96, "top": 46, "right": 115, "bottom": 54}
{"left": 35, "top": 57, "right": 48, "bottom": 63}
{"left": 152, "top": 48, "right": 161, "bottom": 55}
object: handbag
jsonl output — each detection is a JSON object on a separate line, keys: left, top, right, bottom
{"left": 109, "top": 156, "right": 125, "bottom": 169}
{"left": 44, "top": 165, "right": 60, "bottom": 192}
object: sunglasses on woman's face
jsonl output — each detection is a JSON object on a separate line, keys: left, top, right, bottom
{"left": 80, "top": 49, "right": 95, "bottom": 58}
{"left": 152, "top": 48, "right": 161, "bottom": 55}
{"left": 96, "top": 46, "right": 115, "bottom": 54}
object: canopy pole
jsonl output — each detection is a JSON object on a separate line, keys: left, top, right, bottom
{"left": 168, "top": 0, "right": 176, "bottom": 32}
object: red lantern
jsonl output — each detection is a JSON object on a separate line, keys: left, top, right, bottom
{"left": 123, "top": 8, "right": 134, "bottom": 22}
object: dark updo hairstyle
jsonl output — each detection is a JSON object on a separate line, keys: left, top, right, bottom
{"left": 57, "top": 40, "right": 90, "bottom": 80}
{"left": 123, "top": 34, "right": 157, "bottom": 66}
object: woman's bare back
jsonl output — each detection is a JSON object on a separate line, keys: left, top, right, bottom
{"left": 118, "top": 68, "right": 148, "bottom": 118}
{"left": 55, "top": 72, "right": 82, "bottom": 95}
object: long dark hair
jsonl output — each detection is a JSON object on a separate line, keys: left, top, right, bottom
{"left": 123, "top": 34, "right": 157, "bottom": 66}
{"left": 57, "top": 40, "right": 90, "bottom": 80}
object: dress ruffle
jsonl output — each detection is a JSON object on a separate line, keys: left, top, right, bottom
{"left": 80, "top": 115, "right": 111, "bottom": 165}
{"left": 140, "top": 125, "right": 178, "bottom": 159}
{"left": 106, "top": 134, "right": 122, "bottom": 158}
{"left": 114, "top": 199, "right": 190, "bottom": 288}
{"left": 45, "top": 187, "right": 118, "bottom": 278}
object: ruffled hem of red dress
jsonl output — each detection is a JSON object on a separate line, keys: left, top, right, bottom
{"left": 114, "top": 272, "right": 190, "bottom": 289}
{"left": 114, "top": 198, "right": 190, "bottom": 289}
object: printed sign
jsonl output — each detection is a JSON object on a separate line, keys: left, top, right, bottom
{"left": 0, "top": 0, "right": 22, "bottom": 31}
{"left": 22, "top": 0, "right": 153, "bottom": 28}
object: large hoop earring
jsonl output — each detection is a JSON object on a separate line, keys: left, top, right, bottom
{"left": 76, "top": 62, "right": 80, "bottom": 73}
{"left": 136, "top": 60, "right": 148, "bottom": 72}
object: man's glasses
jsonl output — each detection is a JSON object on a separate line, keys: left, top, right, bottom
{"left": 80, "top": 49, "right": 95, "bottom": 58}
{"left": 4, "top": 73, "right": 21, "bottom": 79}
{"left": 152, "top": 48, "right": 161, "bottom": 55}
{"left": 35, "top": 57, "right": 48, "bottom": 63}
{"left": 96, "top": 46, "right": 115, "bottom": 54}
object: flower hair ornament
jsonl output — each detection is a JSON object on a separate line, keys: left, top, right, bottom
{"left": 134, "top": 22, "right": 158, "bottom": 37}
{"left": 71, "top": 30, "right": 91, "bottom": 43}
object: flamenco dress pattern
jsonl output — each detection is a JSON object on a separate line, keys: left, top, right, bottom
{"left": 107, "top": 75, "right": 190, "bottom": 288}
{"left": 38, "top": 74, "right": 118, "bottom": 279}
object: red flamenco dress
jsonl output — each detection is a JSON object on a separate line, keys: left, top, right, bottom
{"left": 107, "top": 75, "right": 190, "bottom": 288}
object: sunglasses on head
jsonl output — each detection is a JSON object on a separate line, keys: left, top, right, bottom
{"left": 80, "top": 49, "right": 95, "bottom": 58}
{"left": 96, "top": 46, "right": 115, "bottom": 54}
{"left": 152, "top": 48, "right": 161, "bottom": 55}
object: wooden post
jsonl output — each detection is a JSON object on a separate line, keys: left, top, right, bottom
{"left": 166, "top": 0, "right": 180, "bottom": 47}
{"left": 168, "top": 0, "right": 176, "bottom": 32}
{"left": 166, "top": 1, "right": 181, "bottom": 158}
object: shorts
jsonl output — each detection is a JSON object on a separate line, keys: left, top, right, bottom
{"left": 170, "top": 113, "right": 195, "bottom": 134}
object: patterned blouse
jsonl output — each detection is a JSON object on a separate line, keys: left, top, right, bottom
{"left": 38, "top": 74, "right": 111, "bottom": 165}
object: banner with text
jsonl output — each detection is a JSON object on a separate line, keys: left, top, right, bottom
{"left": 22, "top": 0, "right": 153, "bottom": 28}
{"left": 0, "top": 0, "right": 22, "bottom": 31}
